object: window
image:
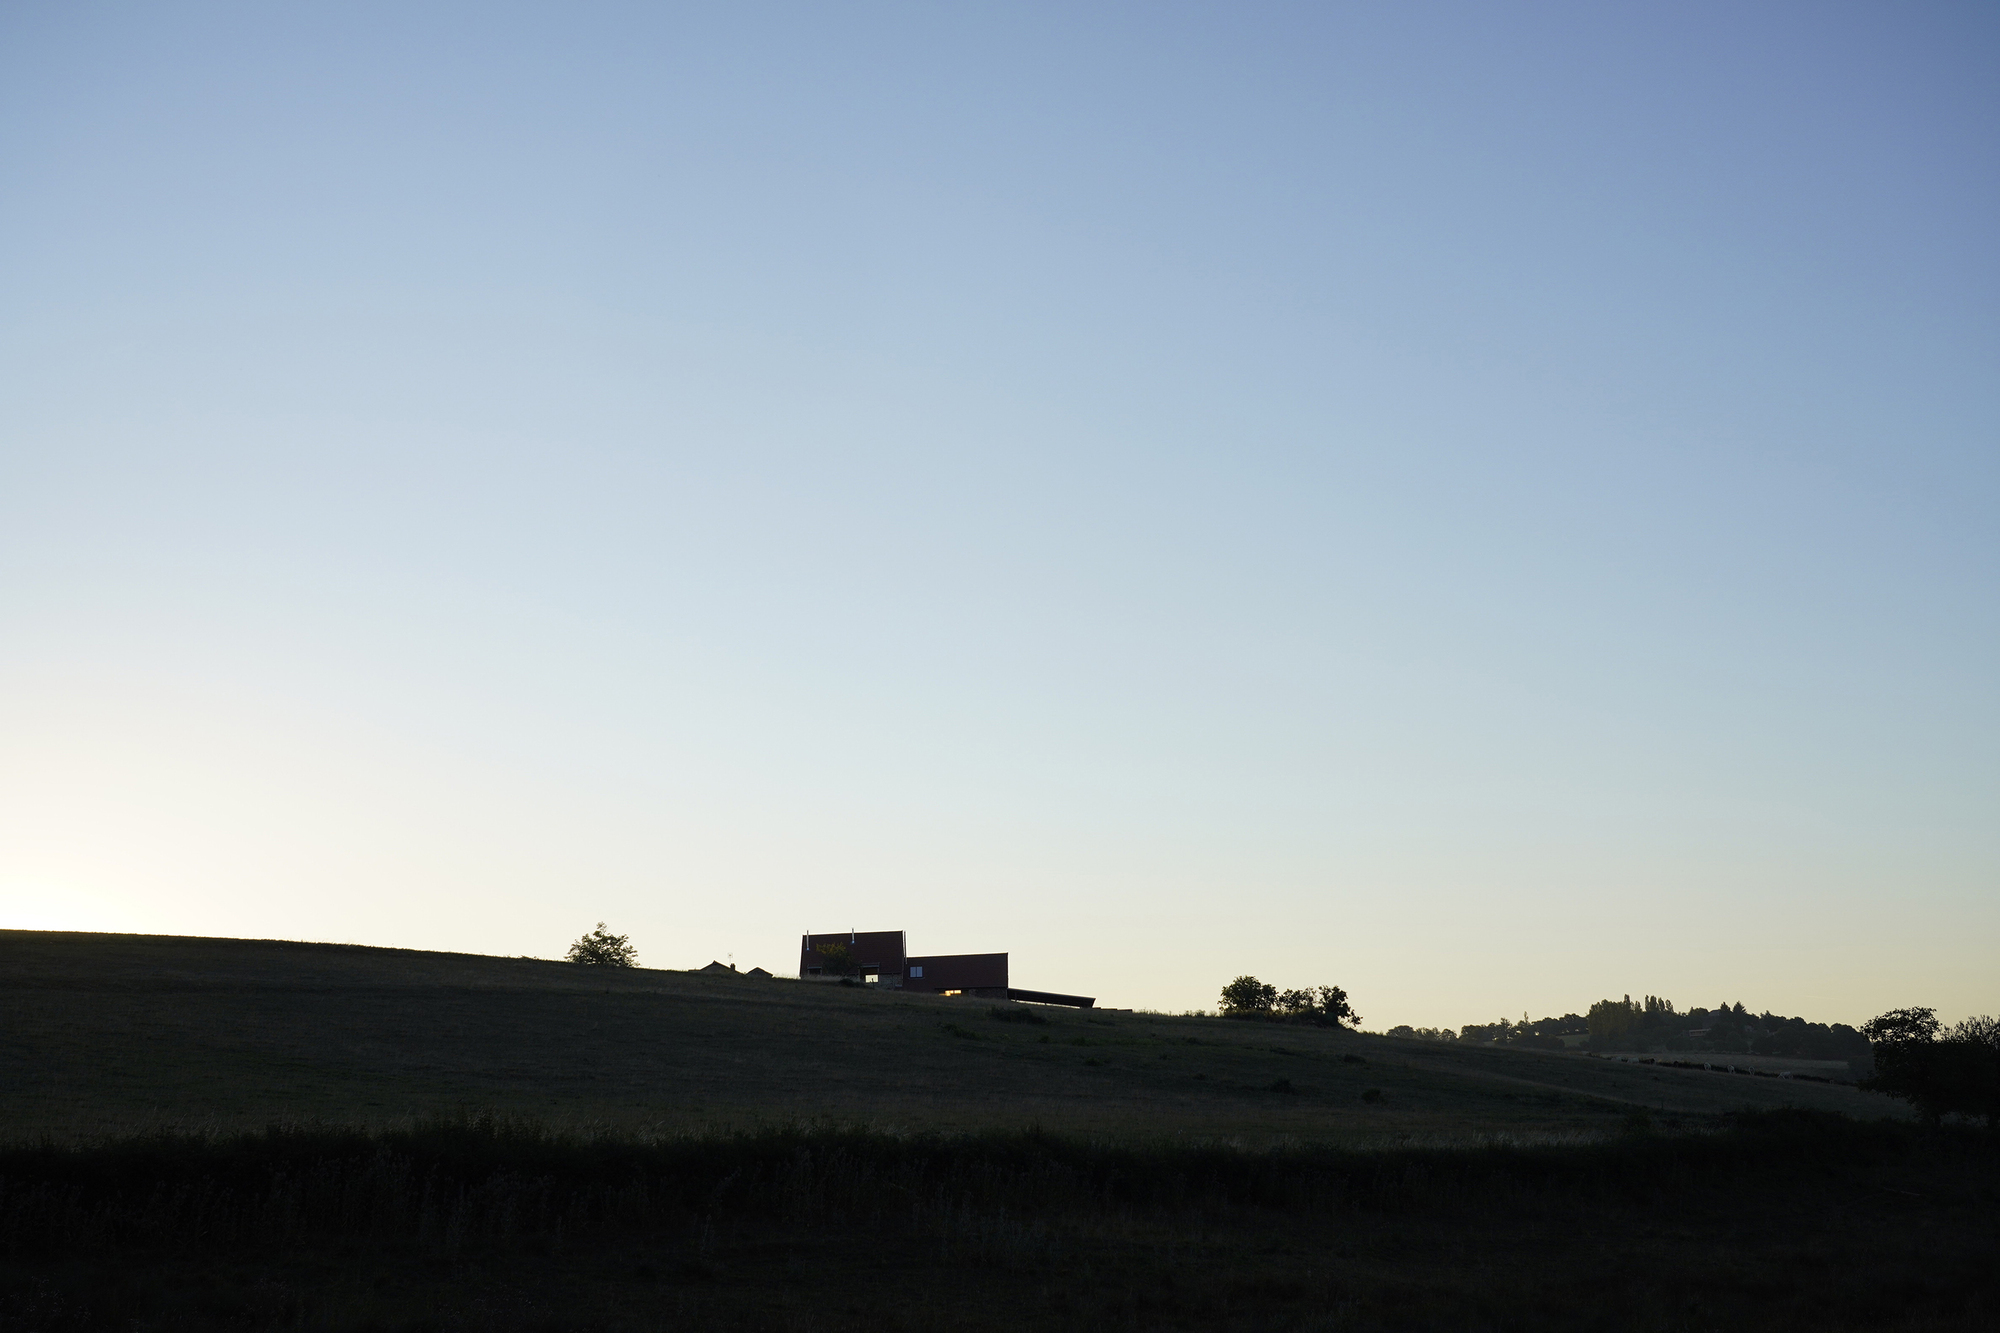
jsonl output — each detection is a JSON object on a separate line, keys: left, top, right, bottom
{"left": 908, "top": 966, "right": 924, "bottom": 978}
{"left": 940, "top": 989, "right": 962, "bottom": 997}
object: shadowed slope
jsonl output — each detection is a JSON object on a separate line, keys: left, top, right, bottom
{"left": 0, "top": 931, "right": 1901, "bottom": 1142}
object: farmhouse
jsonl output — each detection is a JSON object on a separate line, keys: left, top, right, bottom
{"left": 797, "top": 929, "right": 1095, "bottom": 1008}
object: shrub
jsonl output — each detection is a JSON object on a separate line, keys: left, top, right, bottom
{"left": 989, "top": 1005, "right": 1049, "bottom": 1025}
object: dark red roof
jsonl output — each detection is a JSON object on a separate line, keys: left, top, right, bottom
{"left": 904, "top": 952, "right": 1008, "bottom": 991}
{"left": 799, "top": 930, "right": 906, "bottom": 975}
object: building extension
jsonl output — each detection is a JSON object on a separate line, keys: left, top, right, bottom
{"left": 797, "top": 930, "right": 1095, "bottom": 1008}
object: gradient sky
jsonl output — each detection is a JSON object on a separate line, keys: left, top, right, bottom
{"left": 2, "top": 2, "right": 1994, "bottom": 1027}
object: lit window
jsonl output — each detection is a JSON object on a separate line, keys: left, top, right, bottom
{"left": 940, "top": 989, "right": 962, "bottom": 997}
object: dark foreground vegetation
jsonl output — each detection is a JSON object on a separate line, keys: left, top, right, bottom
{"left": 2, "top": 1111, "right": 1994, "bottom": 1332}
{"left": 1862, "top": 1009, "right": 2000, "bottom": 1127}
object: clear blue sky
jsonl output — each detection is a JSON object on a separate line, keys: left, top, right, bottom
{"left": 2, "top": 2, "right": 1994, "bottom": 1026}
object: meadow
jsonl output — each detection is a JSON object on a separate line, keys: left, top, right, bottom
{"left": 1, "top": 930, "right": 1992, "bottom": 1331}
{"left": 0, "top": 931, "right": 1895, "bottom": 1143}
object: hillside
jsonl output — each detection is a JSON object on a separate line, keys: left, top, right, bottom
{"left": 9, "top": 931, "right": 1992, "bottom": 1333}
{"left": 0, "top": 930, "right": 1902, "bottom": 1142}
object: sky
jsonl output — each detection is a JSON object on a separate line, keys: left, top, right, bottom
{"left": 1, "top": 1, "right": 1994, "bottom": 1028}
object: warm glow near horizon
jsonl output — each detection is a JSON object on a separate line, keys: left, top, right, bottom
{"left": 2, "top": 2, "right": 1994, "bottom": 1031}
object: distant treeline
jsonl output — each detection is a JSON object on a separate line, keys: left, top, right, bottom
{"left": 1386, "top": 995, "right": 1871, "bottom": 1066}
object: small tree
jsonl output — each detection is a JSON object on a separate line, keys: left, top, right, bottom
{"left": 1315, "top": 984, "right": 1360, "bottom": 1029}
{"left": 1220, "top": 975, "right": 1277, "bottom": 1018}
{"left": 565, "top": 922, "right": 637, "bottom": 968}
{"left": 813, "top": 940, "right": 858, "bottom": 977}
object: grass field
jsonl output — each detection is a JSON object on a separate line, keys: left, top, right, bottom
{"left": 0, "top": 930, "right": 1901, "bottom": 1143}
{"left": 3, "top": 930, "right": 1990, "bottom": 1333}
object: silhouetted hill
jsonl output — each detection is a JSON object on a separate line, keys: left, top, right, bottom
{"left": 8, "top": 931, "right": 1989, "bottom": 1333}
{"left": 0, "top": 930, "right": 1900, "bottom": 1142}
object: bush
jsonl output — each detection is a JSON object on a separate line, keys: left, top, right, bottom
{"left": 988, "top": 1005, "right": 1049, "bottom": 1025}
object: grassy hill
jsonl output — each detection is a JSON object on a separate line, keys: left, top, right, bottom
{"left": 11, "top": 931, "right": 1992, "bottom": 1332}
{"left": 1, "top": 929, "right": 1900, "bottom": 1142}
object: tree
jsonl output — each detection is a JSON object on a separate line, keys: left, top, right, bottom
{"left": 1861, "top": 1007, "right": 1957, "bottom": 1126}
{"left": 565, "top": 922, "right": 637, "bottom": 968}
{"left": 1587, "top": 997, "right": 1639, "bottom": 1049}
{"left": 1275, "top": 988, "right": 1317, "bottom": 1018}
{"left": 1864, "top": 1007, "right": 1941, "bottom": 1046}
{"left": 1314, "top": 984, "right": 1360, "bottom": 1029}
{"left": 813, "top": 940, "right": 858, "bottom": 978}
{"left": 1220, "top": 975, "right": 1277, "bottom": 1018}
{"left": 1224, "top": 978, "right": 1358, "bottom": 1027}
{"left": 1947, "top": 1016, "right": 2000, "bottom": 1129}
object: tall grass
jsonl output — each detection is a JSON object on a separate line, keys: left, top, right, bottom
{"left": 2, "top": 1112, "right": 1994, "bottom": 1332}
{"left": 0, "top": 1108, "right": 1960, "bottom": 1263}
